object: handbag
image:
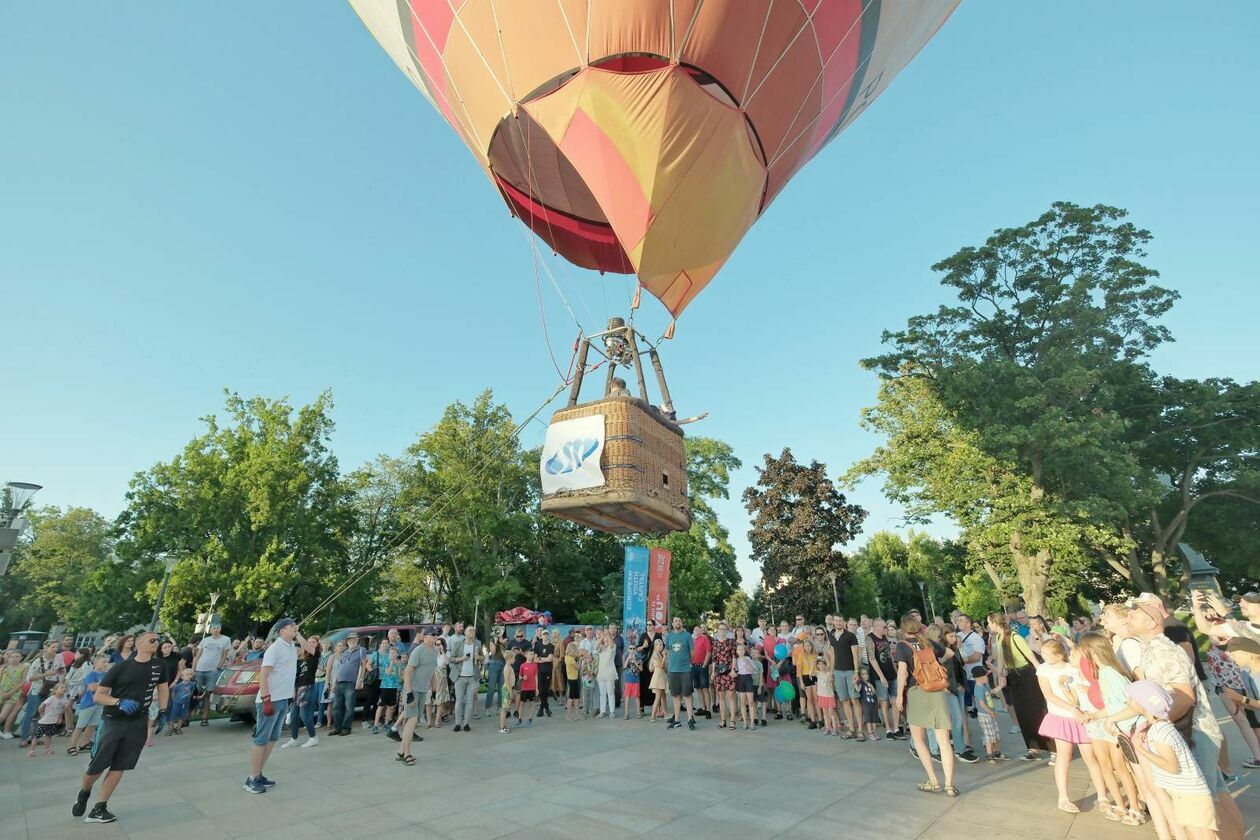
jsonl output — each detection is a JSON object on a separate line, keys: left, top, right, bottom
{"left": 1116, "top": 722, "right": 1141, "bottom": 764}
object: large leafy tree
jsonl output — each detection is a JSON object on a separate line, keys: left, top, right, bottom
{"left": 743, "top": 448, "right": 866, "bottom": 620}
{"left": 650, "top": 436, "right": 743, "bottom": 622}
{"left": 846, "top": 374, "right": 1116, "bottom": 615}
{"left": 115, "top": 391, "right": 359, "bottom": 636}
{"left": 862, "top": 203, "right": 1178, "bottom": 611}
{"left": 0, "top": 506, "right": 153, "bottom": 633}
{"left": 1116, "top": 376, "right": 1260, "bottom": 596}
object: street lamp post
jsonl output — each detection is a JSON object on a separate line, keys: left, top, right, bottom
{"left": 0, "top": 481, "right": 42, "bottom": 576}
{"left": 829, "top": 573, "right": 840, "bottom": 614}
{"left": 149, "top": 554, "right": 181, "bottom": 631}
{"left": 917, "top": 581, "right": 930, "bottom": 621}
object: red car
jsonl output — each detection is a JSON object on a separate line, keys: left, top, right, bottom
{"left": 210, "top": 624, "right": 437, "bottom": 718}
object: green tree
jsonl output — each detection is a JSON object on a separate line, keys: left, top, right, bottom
{"left": 744, "top": 448, "right": 866, "bottom": 620}
{"left": 1113, "top": 376, "right": 1260, "bottom": 596}
{"left": 115, "top": 390, "right": 358, "bottom": 636}
{"left": 723, "top": 589, "right": 751, "bottom": 627}
{"left": 649, "top": 437, "right": 743, "bottom": 622}
{"left": 859, "top": 204, "right": 1178, "bottom": 611}
{"left": 0, "top": 506, "right": 152, "bottom": 632}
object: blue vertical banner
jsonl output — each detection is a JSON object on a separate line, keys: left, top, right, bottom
{"left": 623, "top": 546, "right": 649, "bottom": 651}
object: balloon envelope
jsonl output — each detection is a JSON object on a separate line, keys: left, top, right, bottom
{"left": 774, "top": 643, "right": 789, "bottom": 660}
{"left": 775, "top": 681, "right": 796, "bottom": 702}
{"left": 350, "top": 0, "right": 958, "bottom": 317}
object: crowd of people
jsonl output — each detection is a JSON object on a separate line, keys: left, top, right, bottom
{"left": 2, "top": 590, "right": 1256, "bottom": 836}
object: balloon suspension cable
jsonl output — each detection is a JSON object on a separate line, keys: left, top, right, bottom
{"left": 298, "top": 378, "right": 570, "bottom": 626}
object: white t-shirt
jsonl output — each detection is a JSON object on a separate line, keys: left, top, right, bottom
{"left": 1036, "top": 661, "right": 1078, "bottom": 716}
{"left": 259, "top": 638, "right": 297, "bottom": 702}
{"left": 1114, "top": 637, "right": 1143, "bottom": 674}
{"left": 749, "top": 628, "right": 765, "bottom": 646}
{"left": 959, "top": 631, "right": 986, "bottom": 666}
{"left": 196, "top": 635, "right": 233, "bottom": 672}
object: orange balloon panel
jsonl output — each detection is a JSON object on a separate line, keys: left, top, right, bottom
{"left": 349, "top": 0, "right": 958, "bottom": 317}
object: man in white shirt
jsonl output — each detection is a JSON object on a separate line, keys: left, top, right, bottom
{"left": 749, "top": 618, "right": 767, "bottom": 647}
{"left": 244, "top": 619, "right": 301, "bottom": 794}
{"left": 956, "top": 615, "right": 986, "bottom": 714}
{"left": 194, "top": 623, "right": 232, "bottom": 727}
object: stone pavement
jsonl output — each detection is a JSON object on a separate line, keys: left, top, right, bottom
{"left": 1, "top": 704, "right": 1256, "bottom": 840}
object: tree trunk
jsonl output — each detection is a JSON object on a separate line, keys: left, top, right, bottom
{"left": 1010, "top": 530, "right": 1049, "bottom": 616}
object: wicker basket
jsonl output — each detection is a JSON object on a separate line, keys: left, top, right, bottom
{"left": 541, "top": 396, "right": 690, "bottom": 535}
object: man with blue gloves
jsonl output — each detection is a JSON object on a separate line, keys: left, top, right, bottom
{"left": 71, "top": 630, "right": 168, "bottom": 824}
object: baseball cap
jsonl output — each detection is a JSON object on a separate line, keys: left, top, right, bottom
{"left": 209, "top": 620, "right": 222, "bottom": 629}
{"left": 1125, "top": 680, "right": 1173, "bottom": 718}
{"left": 1126, "top": 593, "right": 1169, "bottom": 623}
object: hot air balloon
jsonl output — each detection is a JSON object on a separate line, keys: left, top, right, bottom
{"left": 348, "top": 0, "right": 958, "bottom": 534}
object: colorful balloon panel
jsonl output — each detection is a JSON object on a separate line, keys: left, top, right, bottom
{"left": 349, "top": 0, "right": 958, "bottom": 317}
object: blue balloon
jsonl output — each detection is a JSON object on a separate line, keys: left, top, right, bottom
{"left": 774, "top": 643, "right": 789, "bottom": 660}
{"left": 775, "top": 682, "right": 796, "bottom": 703}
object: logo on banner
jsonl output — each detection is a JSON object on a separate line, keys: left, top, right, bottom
{"left": 623, "top": 547, "right": 649, "bottom": 647}
{"left": 540, "top": 415, "right": 605, "bottom": 494}
{"left": 647, "top": 547, "right": 671, "bottom": 627}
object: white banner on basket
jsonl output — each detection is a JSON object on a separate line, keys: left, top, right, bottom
{"left": 540, "top": 414, "right": 606, "bottom": 494}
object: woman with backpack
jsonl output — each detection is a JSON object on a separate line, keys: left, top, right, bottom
{"left": 894, "top": 615, "right": 959, "bottom": 796}
{"left": 988, "top": 612, "right": 1053, "bottom": 761}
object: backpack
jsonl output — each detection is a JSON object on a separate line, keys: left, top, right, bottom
{"left": 908, "top": 643, "right": 948, "bottom": 692}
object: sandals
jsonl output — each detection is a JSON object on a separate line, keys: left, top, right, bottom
{"left": 403, "top": 754, "right": 415, "bottom": 765}
{"left": 1120, "top": 809, "right": 1147, "bottom": 826}
{"left": 856, "top": 733, "right": 867, "bottom": 742}
{"left": 917, "top": 782, "right": 941, "bottom": 794}
{"left": 1057, "top": 799, "right": 1080, "bottom": 814}
{"left": 66, "top": 747, "right": 79, "bottom": 756}
{"left": 943, "top": 786, "right": 959, "bottom": 797}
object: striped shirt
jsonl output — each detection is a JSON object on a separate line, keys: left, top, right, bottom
{"left": 1146, "top": 720, "right": 1210, "bottom": 795}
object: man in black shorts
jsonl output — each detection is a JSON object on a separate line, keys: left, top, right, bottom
{"left": 665, "top": 616, "right": 696, "bottom": 730}
{"left": 72, "top": 630, "right": 168, "bottom": 824}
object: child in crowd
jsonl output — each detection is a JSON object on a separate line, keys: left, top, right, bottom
{"left": 168, "top": 669, "right": 195, "bottom": 735}
{"left": 649, "top": 639, "right": 668, "bottom": 720}
{"left": 970, "top": 665, "right": 1004, "bottom": 762}
{"left": 815, "top": 655, "right": 838, "bottom": 735}
{"left": 516, "top": 649, "right": 538, "bottom": 728}
{"left": 66, "top": 654, "right": 108, "bottom": 756}
{"left": 498, "top": 657, "right": 517, "bottom": 734}
{"left": 1075, "top": 633, "right": 1144, "bottom": 826}
{"left": 858, "top": 668, "right": 881, "bottom": 741}
{"left": 1036, "top": 638, "right": 1108, "bottom": 815}
{"left": 734, "top": 642, "right": 756, "bottom": 730}
{"left": 751, "top": 645, "right": 767, "bottom": 727}
{"left": 564, "top": 645, "right": 580, "bottom": 721}
{"left": 1127, "top": 680, "right": 1219, "bottom": 840}
{"left": 622, "top": 647, "right": 642, "bottom": 720}
{"left": 29, "top": 682, "right": 69, "bottom": 757}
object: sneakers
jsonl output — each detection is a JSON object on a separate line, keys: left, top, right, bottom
{"left": 688, "top": 717, "right": 696, "bottom": 731}
{"left": 386, "top": 730, "right": 402, "bottom": 743}
{"left": 1048, "top": 755, "right": 1057, "bottom": 768}
{"left": 1019, "top": 751, "right": 1041, "bottom": 761}
{"left": 909, "top": 745, "right": 919, "bottom": 759}
{"left": 667, "top": 721, "right": 682, "bottom": 730}
{"left": 372, "top": 725, "right": 380, "bottom": 734}
{"left": 84, "top": 803, "right": 117, "bottom": 823}
{"left": 300, "top": 736, "right": 319, "bottom": 748}
{"left": 1242, "top": 759, "right": 1260, "bottom": 769}
{"left": 498, "top": 727, "right": 509, "bottom": 734}
{"left": 956, "top": 749, "right": 980, "bottom": 764}
{"left": 256, "top": 775, "right": 277, "bottom": 789}
{"left": 72, "top": 789, "right": 90, "bottom": 818}
{"left": 0, "top": 732, "right": 12, "bottom": 740}
{"left": 525, "top": 719, "right": 533, "bottom": 727}
{"left": 243, "top": 777, "right": 267, "bottom": 794}
{"left": 279, "top": 737, "right": 299, "bottom": 749}
{"left": 461, "top": 724, "right": 471, "bottom": 732}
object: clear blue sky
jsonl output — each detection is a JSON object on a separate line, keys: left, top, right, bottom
{"left": 4, "top": 3, "right": 1258, "bottom": 594}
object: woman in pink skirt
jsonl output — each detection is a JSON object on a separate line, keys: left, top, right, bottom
{"left": 1036, "top": 638, "right": 1109, "bottom": 814}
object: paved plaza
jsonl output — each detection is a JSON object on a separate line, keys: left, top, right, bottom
{"left": 2, "top": 704, "right": 1257, "bottom": 840}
